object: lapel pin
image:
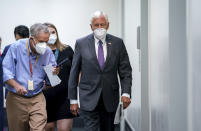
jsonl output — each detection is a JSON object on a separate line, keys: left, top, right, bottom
{"left": 108, "top": 42, "right": 112, "bottom": 45}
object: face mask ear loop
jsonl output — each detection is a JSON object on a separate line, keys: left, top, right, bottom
{"left": 31, "top": 37, "right": 37, "bottom": 47}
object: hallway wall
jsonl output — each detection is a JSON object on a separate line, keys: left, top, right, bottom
{"left": 149, "top": 0, "right": 169, "bottom": 130}
{"left": 123, "top": 0, "right": 141, "bottom": 130}
{"left": 124, "top": 0, "right": 200, "bottom": 131}
{"left": 187, "top": 0, "right": 201, "bottom": 130}
{"left": 0, "top": 0, "right": 121, "bottom": 51}
{"left": 140, "top": 0, "right": 188, "bottom": 130}
{"left": 144, "top": 0, "right": 188, "bottom": 130}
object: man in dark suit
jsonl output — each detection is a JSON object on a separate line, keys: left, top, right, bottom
{"left": 68, "top": 10, "right": 132, "bottom": 131}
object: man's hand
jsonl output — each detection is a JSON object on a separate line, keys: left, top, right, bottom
{"left": 6, "top": 79, "right": 27, "bottom": 95}
{"left": 15, "top": 85, "right": 27, "bottom": 95}
{"left": 121, "top": 96, "right": 131, "bottom": 109}
{"left": 52, "top": 66, "right": 60, "bottom": 75}
{"left": 70, "top": 104, "right": 79, "bottom": 116}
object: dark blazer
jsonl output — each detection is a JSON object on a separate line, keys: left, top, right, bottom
{"left": 43, "top": 46, "right": 74, "bottom": 100}
{"left": 68, "top": 33, "right": 132, "bottom": 112}
{"left": 0, "top": 57, "right": 3, "bottom": 131}
{"left": 1, "top": 44, "right": 11, "bottom": 60}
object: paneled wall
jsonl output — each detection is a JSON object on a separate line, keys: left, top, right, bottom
{"left": 187, "top": 0, "right": 201, "bottom": 130}
{"left": 123, "top": 0, "right": 141, "bottom": 130}
{"left": 124, "top": 0, "right": 200, "bottom": 131}
{"left": 149, "top": 0, "right": 169, "bottom": 130}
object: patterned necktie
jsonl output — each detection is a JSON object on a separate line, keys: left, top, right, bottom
{"left": 98, "top": 40, "right": 104, "bottom": 70}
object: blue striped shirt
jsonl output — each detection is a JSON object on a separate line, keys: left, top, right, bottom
{"left": 3, "top": 38, "right": 56, "bottom": 97}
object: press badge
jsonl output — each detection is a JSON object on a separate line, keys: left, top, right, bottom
{"left": 28, "top": 80, "right": 34, "bottom": 90}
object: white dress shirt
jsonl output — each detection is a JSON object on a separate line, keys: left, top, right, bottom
{"left": 94, "top": 36, "right": 107, "bottom": 61}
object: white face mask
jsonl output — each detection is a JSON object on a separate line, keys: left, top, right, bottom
{"left": 35, "top": 42, "right": 47, "bottom": 55}
{"left": 48, "top": 34, "right": 57, "bottom": 45}
{"left": 94, "top": 28, "right": 107, "bottom": 40}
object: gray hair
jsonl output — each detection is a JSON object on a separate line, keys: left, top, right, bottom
{"left": 30, "top": 23, "right": 49, "bottom": 38}
{"left": 90, "top": 10, "right": 109, "bottom": 24}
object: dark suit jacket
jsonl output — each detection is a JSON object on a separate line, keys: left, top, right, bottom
{"left": 1, "top": 44, "right": 11, "bottom": 99}
{"left": 68, "top": 33, "right": 132, "bottom": 112}
{"left": 0, "top": 57, "right": 3, "bottom": 131}
{"left": 1, "top": 44, "right": 11, "bottom": 60}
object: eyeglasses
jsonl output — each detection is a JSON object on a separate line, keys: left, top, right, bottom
{"left": 93, "top": 23, "right": 107, "bottom": 28}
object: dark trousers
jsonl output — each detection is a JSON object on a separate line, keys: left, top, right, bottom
{"left": 80, "top": 95, "right": 115, "bottom": 131}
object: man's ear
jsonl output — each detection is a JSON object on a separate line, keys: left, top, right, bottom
{"left": 106, "top": 22, "right": 110, "bottom": 30}
{"left": 30, "top": 37, "right": 36, "bottom": 46}
{"left": 30, "top": 36, "right": 34, "bottom": 40}
{"left": 90, "top": 24, "right": 94, "bottom": 31}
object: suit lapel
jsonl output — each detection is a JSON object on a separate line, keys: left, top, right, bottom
{"left": 103, "top": 34, "right": 112, "bottom": 70}
{"left": 87, "top": 34, "right": 101, "bottom": 71}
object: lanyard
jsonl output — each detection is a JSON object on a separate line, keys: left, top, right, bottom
{"left": 54, "top": 48, "right": 59, "bottom": 61}
{"left": 26, "top": 40, "right": 39, "bottom": 79}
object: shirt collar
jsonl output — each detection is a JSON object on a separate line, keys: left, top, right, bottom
{"left": 94, "top": 36, "right": 106, "bottom": 45}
